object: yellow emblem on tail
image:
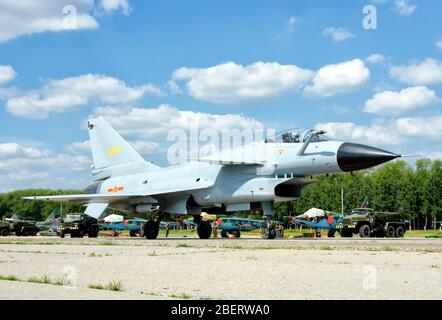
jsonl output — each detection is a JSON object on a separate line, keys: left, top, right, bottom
{"left": 107, "top": 146, "right": 123, "bottom": 156}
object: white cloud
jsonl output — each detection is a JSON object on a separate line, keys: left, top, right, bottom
{"left": 0, "top": 142, "right": 48, "bottom": 159}
{"left": 0, "top": 0, "right": 131, "bottom": 43}
{"left": 304, "top": 59, "right": 370, "bottom": 98}
{"left": 287, "top": 16, "right": 300, "bottom": 33}
{"left": 366, "top": 54, "right": 385, "bottom": 64}
{"left": 0, "top": 0, "right": 98, "bottom": 42}
{"left": 0, "top": 65, "right": 16, "bottom": 85}
{"left": 418, "top": 151, "right": 442, "bottom": 161}
{"left": 0, "top": 141, "right": 92, "bottom": 192}
{"left": 317, "top": 115, "right": 442, "bottom": 148}
{"left": 394, "top": 0, "right": 417, "bottom": 16}
{"left": 92, "top": 104, "right": 264, "bottom": 138}
{"left": 0, "top": 152, "right": 90, "bottom": 173}
{"left": 323, "top": 27, "right": 355, "bottom": 42}
{"left": 393, "top": 116, "right": 442, "bottom": 140}
{"left": 315, "top": 122, "right": 401, "bottom": 146}
{"left": 363, "top": 86, "right": 439, "bottom": 116}
{"left": 6, "top": 170, "right": 49, "bottom": 181}
{"left": 172, "top": 61, "right": 314, "bottom": 104}
{"left": 167, "top": 80, "right": 182, "bottom": 95}
{"left": 129, "top": 141, "right": 162, "bottom": 155}
{"left": 67, "top": 140, "right": 91, "bottom": 154}
{"left": 390, "top": 58, "right": 442, "bottom": 85}
{"left": 6, "top": 74, "right": 163, "bottom": 119}
{"left": 97, "top": 0, "right": 131, "bottom": 15}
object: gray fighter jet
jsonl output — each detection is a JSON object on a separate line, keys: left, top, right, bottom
{"left": 25, "top": 117, "right": 400, "bottom": 239}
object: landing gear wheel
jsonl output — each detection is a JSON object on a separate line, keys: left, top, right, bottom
{"left": 60, "top": 230, "right": 65, "bottom": 238}
{"left": 197, "top": 221, "right": 212, "bottom": 239}
{"left": 395, "top": 226, "right": 405, "bottom": 238}
{"left": 316, "top": 231, "right": 322, "bottom": 238}
{"left": 386, "top": 225, "right": 395, "bottom": 238}
{"left": 262, "top": 228, "right": 276, "bottom": 239}
{"left": 231, "top": 230, "right": 241, "bottom": 238}
{"left": 359, "top": 225, "right": 371, "bottom": 238}
{"left": 30, "top": 229, "right": 38, "bottom": 236}
{"left": 221, "top": 230, "right": 228, "bottom": 238}
{"left": 129, "top": 230, "right": 137, "bottom": 237}
{"left": 144, "top": 220, "right": 160, "bottom": 239}
{"left": 0, "top": 229, "right": 8, "bottom": 237}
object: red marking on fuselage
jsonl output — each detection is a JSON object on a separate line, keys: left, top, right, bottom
{"left": 108, "top": 186, "right": 125, "bottom": 193}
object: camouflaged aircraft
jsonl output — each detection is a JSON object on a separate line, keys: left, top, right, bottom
{"left": 25, "top": 117, "right": 400, "bottom": 239}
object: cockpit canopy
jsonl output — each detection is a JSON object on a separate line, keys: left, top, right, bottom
{"left": 266, "top": 129, "right": 329, "bottom": 144}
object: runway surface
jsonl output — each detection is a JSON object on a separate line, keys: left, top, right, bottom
{"left": 0, "top": 236, "right": 441, "bottom": 300}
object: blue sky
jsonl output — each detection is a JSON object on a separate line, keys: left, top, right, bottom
{"left": 0, "top": 0, "right": 441, "bottom": 192}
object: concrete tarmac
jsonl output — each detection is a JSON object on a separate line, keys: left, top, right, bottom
{"left": 0, "top": 236, "right": 441, "bottom": 300}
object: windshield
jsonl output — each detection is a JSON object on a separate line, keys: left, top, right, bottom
{"left": 266, "top": 129, "right": 329, "bottom": 144}
{"left": 350, "top": 209, "right": 371, "bottom": 215}
{"left": 65, "top": 214, "right": 82, "bottom": 220}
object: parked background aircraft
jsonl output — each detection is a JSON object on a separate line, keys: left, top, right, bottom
{"left": 292, "top": 208, "right": 343, "bottom": 237}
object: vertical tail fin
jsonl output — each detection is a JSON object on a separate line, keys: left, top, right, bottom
{"left": 87, "top": 117, "right": 159, "bottom": 179}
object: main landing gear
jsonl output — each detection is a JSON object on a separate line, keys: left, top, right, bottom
{"left": 194, "top": 215, "right": 212, "bottom": 239}
{"left": 143, "top": 211, "right": 163, "bottom": 240}
{"left": 143, "top": 212, "right": 213, "bottom": 240}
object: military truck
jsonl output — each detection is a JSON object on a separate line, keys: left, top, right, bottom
{"left": 59, "top": 214, "right": 99, "bottom": 238}
{"left": 337, "top": 208, "right": 407, "bottom": 238}
{"left": 0, "top": 214, "right": 39, "bottom": 237}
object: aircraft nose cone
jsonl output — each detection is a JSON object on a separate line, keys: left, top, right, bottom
{"left": 337, "top": 143, "right": 400, "bottom": 172}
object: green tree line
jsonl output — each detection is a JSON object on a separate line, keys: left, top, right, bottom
{"left": 1, "top": 159, "right": 441, "bottom": 228}
{"left": 274, "top": 159, "right": 442, "bottom": 229}
{"left": 0, "top": 189, "right": 85, "bottom": 221}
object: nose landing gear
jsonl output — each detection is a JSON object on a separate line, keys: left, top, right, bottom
{"left": 194, "top": 215, "right": 212, "bottom": 239}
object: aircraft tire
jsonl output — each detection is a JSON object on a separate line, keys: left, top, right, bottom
{"left": 0, "top": 228, "right": 9, "bottom": 237}
{"left": 60, "top": 230, "right": 65, "bottom": 238}
{"left": 262, "top": 228, "right": 276, "bottom": 239}
{"left": 30, "top": 229, "right": 38, "bottom": 236}
{"left": 221, "top": 230, "right": 228, "bottom": 238}
{"left": 144, "top": 221, "right": 159, "bottom": 239}
{"left": 231, "top": 230, "right": 241, "bottom": 238}
{"left": 129, "top": 230, "right": 137, "bottom": 237}
{"left": 327, "top": 230, "right": 336, "bottom": 238}
{"left": 197, "top": 221, "right": 212, "bottom": 239}
{"left": 395, "top": 226, "right": 405, "bottom": 238}
{"left": 359, "top": 225, "right": 371, "bottom": 238}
